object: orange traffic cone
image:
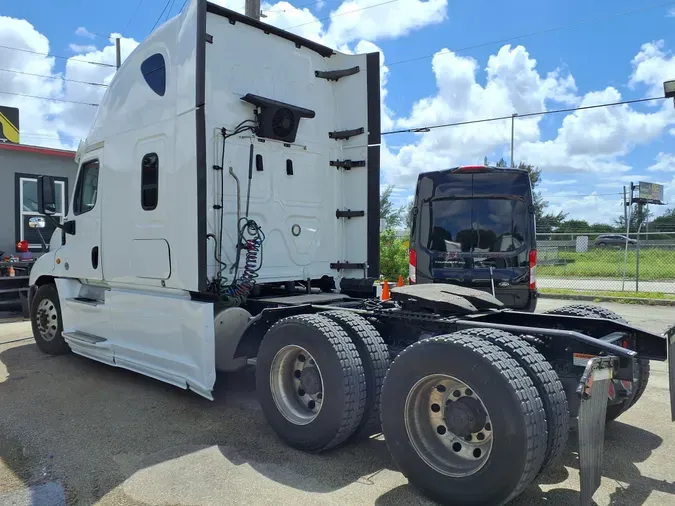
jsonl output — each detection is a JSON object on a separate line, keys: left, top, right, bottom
{"left": 381, "top": 280, "right": 390, "bottom": 300}
{"left": 397, "top": 275, "right": 404, "bottom": 287}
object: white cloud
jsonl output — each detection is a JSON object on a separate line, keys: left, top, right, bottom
{"left": 0, "top": 16, "right": 64, "bottom": 148}
{"left": 545, "top": 179, "right": 578, "bottom": 186}
{"left": 69, "top": 43, "right": 98, "bottom": 53}
{"left": 75, "top": 27, "right": 96, "bottom": 39}
{"left": 546, "top": 192, "right": 625, "bottom": 223}
{"left": 647, "top": 152, "right": 675, "bottom": 172}
{"left": 668, "top": 6, "right": 675, "bottom": 17}
{"left": 383, "top": 44, "right": 578, "bottom": 187}
{"left": 629, "top": 40, "right": 675, "bottom": 99}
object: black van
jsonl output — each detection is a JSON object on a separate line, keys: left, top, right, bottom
{"left": 408, "top": 165, "right": 538, "bottom": 311}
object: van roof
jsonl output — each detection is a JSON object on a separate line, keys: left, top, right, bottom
{"left": 417, "top": 165, "right": 530, "bottom": 179}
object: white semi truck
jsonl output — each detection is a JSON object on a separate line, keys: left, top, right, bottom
{"left": 27, "top": 1, "right": 674, "bottom": 504}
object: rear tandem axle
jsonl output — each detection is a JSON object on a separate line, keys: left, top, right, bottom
{"left": 244, "top": 284, "right": 672, "bottom": 506}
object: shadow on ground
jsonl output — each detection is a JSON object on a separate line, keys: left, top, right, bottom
{"left": 1, "top": 341, "right": 673, "bottom": 506}
{"left": 0, "top": 342, "right": 395, "bottom": 505}
{"left": 375, "top": 420, "right": 671, "bottom": 506}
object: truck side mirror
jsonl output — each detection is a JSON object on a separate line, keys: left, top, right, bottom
{"left": 28, "top": 216, "right": 46, "bottom": 229}
{"left": 37, "top": 175, "right": 57, "bottom": 216}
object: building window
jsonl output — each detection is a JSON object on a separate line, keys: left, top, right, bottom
{"left": 141, "top": 153, "right": 158, "bottom": 210}
{"left": 73, "top": 159, "right": 99, "bottom": 216}
{"left": 17, "top": 175, "right": 67, "bottom": 250}
{"left": 141, "top": 53, "right": 166, "bottom": 96}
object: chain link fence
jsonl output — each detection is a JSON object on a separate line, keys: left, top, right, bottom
{"left": 537, "top": 231, "right": 675, "bottom": 296}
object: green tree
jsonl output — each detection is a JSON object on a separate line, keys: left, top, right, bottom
{"left": 486, "top": 156, "right": 567, "bottom": 230}
{"left": 379, "top": 228, "right": 408, "bottom": 281}
{"left": 380, "top": 185, "right": 403, "bottom": 230}
{"left": 614, "top": 204, "right": 651, "bottom": 232}
{"left": 647, "top": 208, "right": 675, "bottom": 231}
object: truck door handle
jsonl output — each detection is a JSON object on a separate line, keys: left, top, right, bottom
{"left": 91, "top": 246, "right": 99, "bottom": 269}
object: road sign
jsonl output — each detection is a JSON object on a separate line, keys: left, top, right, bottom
{"left": 637, "top": 181, "right": 665, "bottom": 205}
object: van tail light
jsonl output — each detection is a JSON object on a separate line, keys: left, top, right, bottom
{"left": 409, "top": 248, "right": 417, "bottom": 284}
{"left": 529, "top": 249, "right": 537, "bottom": 290}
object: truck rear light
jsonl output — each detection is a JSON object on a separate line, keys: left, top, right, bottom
{"left": 409, "top": 248, "right": 417, "bottom": 284}
{"left": 529, "top": 249, "right": 537, "bottom": 290}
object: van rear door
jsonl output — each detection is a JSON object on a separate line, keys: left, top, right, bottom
{"left": 469, "top": 171, "right": 533, "bottom": 308}
{"left": 413, "top": 168, "right": 535, "bottom": 309}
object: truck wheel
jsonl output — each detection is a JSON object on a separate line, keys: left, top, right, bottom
{"left": 543, "top": 304, "right": 650, "bottom": 422}
{"left": 380, "top": 333, "right": 547, "bottom": 505}
{"left": 322, "top": 310, "right": 391, "bottom": 438}
{"left": 30, "top": 283, "right": 70, "bottom": 355}
{"left": 453, "top": 328, "right": 568, "bottom": 474}
{"left": 255, "top": 314, "right": 366, "bottom": 453}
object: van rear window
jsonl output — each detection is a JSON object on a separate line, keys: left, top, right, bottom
{"left": 426, "top": 198, "right": 527, "bottom": 253}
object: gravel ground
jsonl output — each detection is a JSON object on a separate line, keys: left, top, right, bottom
{"left": 1, "top": 299, "right": 674, "bottom": 506}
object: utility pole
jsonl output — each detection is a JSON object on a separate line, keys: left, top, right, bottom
{"left": 621, "top": 185, "right": 629, "bottom": 291}
{"left": 115, "top": 37, "right": 121, "bottom": 70}
{"left": 510, "top": 113, "right": 517, "bottom": 167}
{"left": 245, "top": 0, "right": 261, "bottom": 20}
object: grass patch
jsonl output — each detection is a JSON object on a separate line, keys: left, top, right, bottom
{"left": 538, "top": 248, "right": 675, "bottom": 280}
{"left": 539, "top": 287, "right": 675, "bottom": 304}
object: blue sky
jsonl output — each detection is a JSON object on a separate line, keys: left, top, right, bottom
{"left": 2, "top": 0, "right": 675, "bottom": 225}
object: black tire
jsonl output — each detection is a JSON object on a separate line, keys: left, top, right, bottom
{"left": 255, "top": 314, "right": 366, "bottom": 452}
{"left": 30, "top": 283, "right": 70, "bottom": 355}
{"left": 380, "top": 333, "right": 547, "bottom": 506}
{"left": 543, "top": 304, "right": 650, "bottom": 421}
{"left": 322, "top": 310, "right": 391, "bottom": 438}
{"left": 455, "top": 328, "right": 569, "bottom": 474}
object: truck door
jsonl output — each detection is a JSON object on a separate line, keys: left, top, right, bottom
{"left": 59, "top": 155, "right": 103, "bottom": 281}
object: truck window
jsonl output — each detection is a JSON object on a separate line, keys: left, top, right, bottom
{"left": 141, "top": 53, "right": 166, "bottom": 96}
{"left": 141, "top": 153, "right": 159, "bottom": 210}
{"left": 73, "top": 160, "right": 99, "bottom": 216}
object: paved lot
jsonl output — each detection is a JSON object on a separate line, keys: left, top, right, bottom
{"left": 1, "top": 300, "right": 674, "bottom": 506}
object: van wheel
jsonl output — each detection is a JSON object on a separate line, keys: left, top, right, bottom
{"left": 255, "top": 314, "right": 366, "bottom": 452}
{"left": 380, "top": 333, "right": 547, "bottom": 505}
{"left": 30, "top": 283, "right": 70, "bottom": 355}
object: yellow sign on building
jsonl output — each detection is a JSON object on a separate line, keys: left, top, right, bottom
{"left": 0, "top": 106, "right": 20, "bottom": 144}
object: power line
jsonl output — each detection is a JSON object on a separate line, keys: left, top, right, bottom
{"left": 547, "top": 192, "right": 624, "bottom": 198}
{"left": 165, "top": 0, "right": 178, "bottom": 23}
{"left": 123, "top": 0, "right": 145, "bottom": 34}
{"left": 384, "top": 0, "right": 675, "bottom": 68}
{"left": 265, "top": 0, "right": 329, "bottom": 14}
{"left": 0, "top": 44, "right": 116, "bottom": 68}
{"left": 0, "top": 91, "right": 99, "bottom": 107}
{"left": 150, "top": 0, "right": 173, "bottom": 33}
{"left": 284, "top": 0, "right": 398, "bottom": 30}
{"left": 0, "top": 68, "right": 108, "bottom": 87}
{"left": 382, "top": 96, "right": 666, "bottom": 136}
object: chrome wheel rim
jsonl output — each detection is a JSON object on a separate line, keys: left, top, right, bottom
{"left": 270, "top": 345, "right": 324, "bottom": 425}
{"left": 36, "top": 298, "right": 59, "bottom": 342}
{"left": 405, "top": 374, "right": 493, "bottom": 477}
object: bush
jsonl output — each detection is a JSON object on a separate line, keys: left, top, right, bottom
{"left": 380, "top": 228, "right": 408, "bottom": 282}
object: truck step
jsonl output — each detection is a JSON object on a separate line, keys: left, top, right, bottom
{"left": 66, "top": 297, "right": 103, "bottom": 307}
{"left": 62, "top": 331, "right": 107, "bottom": 345}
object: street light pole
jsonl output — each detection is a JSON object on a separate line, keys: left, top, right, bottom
{"left": 245, "top": 0, "right": 261, "bottom": 19}
{"left": 115, "top": 38, "right": 121, "bottom": 70}
{"left": 510, "top": 113, "right": 518, "bottom": 167}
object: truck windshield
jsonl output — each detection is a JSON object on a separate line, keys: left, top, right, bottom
{"left": 426, "top": 197, "right": 528, "bottom": 254}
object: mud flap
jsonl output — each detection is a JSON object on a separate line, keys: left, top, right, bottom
{"left": 576, "top": 355, "right": 617, "bottom": 506}
{"left": 664, "top": 323, "right": 675, "bottom": 421}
